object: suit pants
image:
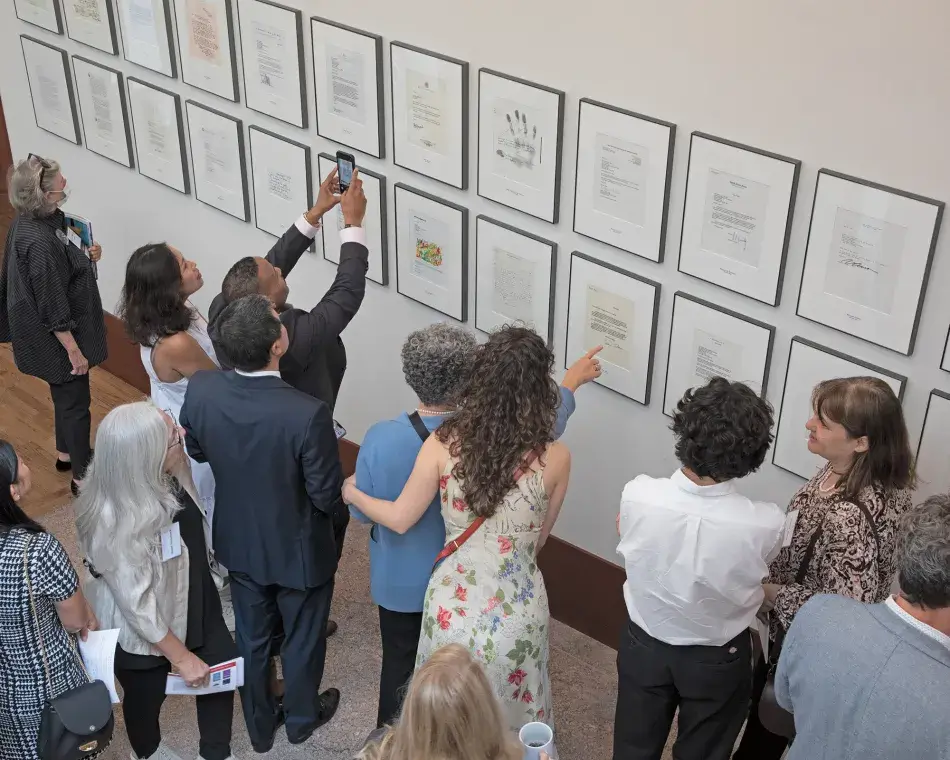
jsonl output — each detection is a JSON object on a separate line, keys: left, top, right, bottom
{"left": 731, "top": 652, "right": 790, "bottom": 760}
{"left": 229, "top": 572, "right": 334, "bottom": 752}
{"left": 48, "top": 374, "right": 92, "bottom": 478}
{"left": 612, "top": 620, "right": 753, "bottom": 760}
{"left": 376, "top": 606, "right": 423, "bottom": 728}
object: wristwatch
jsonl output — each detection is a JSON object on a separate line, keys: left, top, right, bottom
{"left": 344, "top": 223, "right": 360, "bottom": 228}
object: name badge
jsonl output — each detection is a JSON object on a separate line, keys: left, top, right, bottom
{"left": 160, "top": 523, "right": 182, "bottom": 562}
{"left": 55, "top": 229, "right": 68, "bottom": 243}
{"left": 66, "top": 229, "right": 83, "bottom": 250}
{"left": 781, "top": 509, "right": 800, "bottom": 547}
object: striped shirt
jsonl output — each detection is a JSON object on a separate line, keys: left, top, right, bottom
{"left": 0, "top": 210, "right": 107, "bottom": 384}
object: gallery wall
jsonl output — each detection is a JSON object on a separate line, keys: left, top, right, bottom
{"left": 2, "top": 0, "right": 950, "bottom": 563}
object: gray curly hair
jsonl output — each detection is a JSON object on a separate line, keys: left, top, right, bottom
{"left": 897, "top": 494, "right": 950, "bottom": 609}
{"left": 7, "top": 156, "right": 62, "bottom": 217}
{"left": 401, "top": 323, "right": 477, "bottom": 407}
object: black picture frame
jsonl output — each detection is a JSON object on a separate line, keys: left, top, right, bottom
{"left": 14, "top": 0, "right": 63, "bottom": 35}
{"left": 474, "top": 215, "right": 557, "bottom": 345}
{"left": 126, "top": 76, "right": 190, "bottom": 194}
{"left": 394, "top": 182, "right": 469, "bottom": 321}
{"left": 72, "top": 55, "right": 134, "bottom": 168}
{"left": 176, "top": 0, "right": 240, "bottom": 102}
{"left": 677, "top": 131, "right": 801, "bottom": 307}
{"left": 390, "top": 40, "right": 469, "bottom": 190}
{"left": 940, "top": 326, "right": 950, "bottom": 374}
{"left": 21, "top": 36, "right": 81, "bottom": 146}
{"left": 572, "top": 98, "right": 676, "bottom": 263}
{"left": 771, "top": 336, "right": 908, "bottom": 479}
{"left": 118, "top": 0, "right": 178, "bottom": 79}
{"left": 660, "top": 290, "right": 776, "bottom": 418}
{"left": 310, "top": 16, "right": 385, "bottom": 159}
{"left": 185, "top": 99, "right": 250, "bottom": 222}
{"left": 794, "top": 168, "right": 945, "bottom": 357}
{"left": 238, "top": 0, "right": 307, "bottom": 129}
{"left": 249, "top": 125, "right": 312, "bottom": 241}
{"left": 476, "top": 68, "right": 565, "bottom": 224}
{"left": 64, "top": 0, "right": 119, "bottom": 55}
{"left": 564, "top": 251, "right": 661, "bottom": 406}
{"left": 317, "top": 152, "right": 389, "bottom": 286}
{"left": 916, "top": 388, "right": 950, "bottom": 463}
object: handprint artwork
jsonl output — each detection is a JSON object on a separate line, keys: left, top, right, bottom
{"left": 492, "top": 98, "right": 544, "bottom": 185}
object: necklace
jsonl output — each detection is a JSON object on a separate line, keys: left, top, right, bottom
{"left": 416, "top": 407, "right": 455, "bottom": 416}
{"left": 818, "top": 467, "right": 840, "bottom": 494}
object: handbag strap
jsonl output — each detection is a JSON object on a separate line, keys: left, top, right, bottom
{"left": 407, "top": 411, "right": 432, "bottom": 443}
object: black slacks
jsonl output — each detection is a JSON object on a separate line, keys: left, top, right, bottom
{"left": 376, "top": 606, "right": 423, "bottom": 728}
{"left": 114, "top": 614, "right": 237, "bottom": 760}
{"left": 48, "top": 373, "right": 92, "bottom": 478}
{"left": 229, "top": 571, "right": 334, "bottom": 752}
{"left": 731, "top": 652, "right": 790, "bottom": 759}
{"left": 612, "top": 620, "right": 753, "bottom": 760}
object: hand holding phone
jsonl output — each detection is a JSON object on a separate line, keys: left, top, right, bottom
{"left": 336, "top": 151, "right": 355, "bottom": 193}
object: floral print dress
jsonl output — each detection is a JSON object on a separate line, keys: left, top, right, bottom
{"left": 416, "top": 457, "right": 553, "bottom": 732}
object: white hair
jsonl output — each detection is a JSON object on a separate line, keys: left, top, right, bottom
{"left": 7, "top": 157, "right": 61, "bottom": 217}
{"left": 75, "top": 402, "right": 181, "bottom": 572}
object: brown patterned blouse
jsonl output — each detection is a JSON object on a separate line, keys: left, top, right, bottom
{"left": 768, "top": 463, "right": 911, "bottom": 639}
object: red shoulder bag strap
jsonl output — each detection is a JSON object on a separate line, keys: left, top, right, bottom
{"left": 431, "top": 449, "right": 541, "bottom": 573}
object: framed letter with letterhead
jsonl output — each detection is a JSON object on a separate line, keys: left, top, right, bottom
{"left": 127, "top": 77, "right": 189, "bottom": 193}
{"left": 249, "top": 126, "right": 311, "bottom": 239}
{"left": 72, "top": 56, "right": 134, "bottom": 167}
{"left": 64, "top": 0, "right": 119, "bottom": 55}
{"left": 116, "top": 0, "right": 177, "bottom": 78}
{"left": 174, "top": 0, "right": 239, "bottom": 102}
{"left": 21, "top": 36, "right": 81, "bottom": 145}
{"left": 185, "top": 100, "right": 249, "bottom": 221}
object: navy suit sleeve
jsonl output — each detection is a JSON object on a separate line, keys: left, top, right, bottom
{"left": 179, "top": 380, "right": 206, "bottom": 463}
{"left": 301, "top": 401, "right": 343, "bottom": 516}
{"left": 264, "top": 222, "right": 315, "bottom": 279}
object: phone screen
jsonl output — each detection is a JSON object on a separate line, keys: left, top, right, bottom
{"left": 337, "top": 158, "right": 354, "bottom": 190}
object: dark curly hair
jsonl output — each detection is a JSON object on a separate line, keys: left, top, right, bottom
{"left": 118, "top": 242, "right": 193, "bottom": 347}
{"left": 435, "top": 325, "right": 559, "bottom": 518}
{"left": 671, "top": 377, "right": 774, "bottom": 482}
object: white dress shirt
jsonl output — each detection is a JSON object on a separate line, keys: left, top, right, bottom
{"left": 293, "top": 213, "right": 368, "bottom": 247}
{"left": 885, "top": 596, "right": 950, "bottom": 651}
{"left": 617, "top": 469, "right": 785, "bottom": 646}
{"left": 235, "top": 369, "right": 281, "bottom": 378}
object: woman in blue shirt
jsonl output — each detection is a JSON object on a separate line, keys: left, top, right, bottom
{"left": 352, "top": 323, "right": 600, "bottom": 728}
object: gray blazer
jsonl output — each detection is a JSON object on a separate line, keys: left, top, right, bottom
{"left": 776, "top": 594, "right": 950, "bottom": 760}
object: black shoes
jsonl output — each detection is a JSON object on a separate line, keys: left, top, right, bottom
{"left": 287, "top": 689, "right": 341, "bottom": 745}
{"left": 55, "top": 458, "right": 72, "bottom": 472}
{"left": 325, "top": 619, "right": 338, "bottom": 637}
{"left": 70, "top": 481, "right": 80, "bottom": 497}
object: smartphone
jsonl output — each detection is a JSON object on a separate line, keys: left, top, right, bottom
{"left": 336, "top": 151, "right": 355, "bottom": 193}
{"left": 333, "top": 420, "right": 347, "bottom": 440}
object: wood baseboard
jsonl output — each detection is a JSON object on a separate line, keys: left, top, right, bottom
{"left": 102, "top": 312, "right": 624, "bottom": 649}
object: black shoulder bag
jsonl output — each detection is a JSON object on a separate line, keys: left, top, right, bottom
{"left": 23, "top": 535, "right": 114, "bottom": 760}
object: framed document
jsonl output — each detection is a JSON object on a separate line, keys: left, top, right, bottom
{"left": 477, "top": 69, "right": 565, "bottom": 223}
{"left": 394, "top": 183, "right": 468, "bottom": 321}
{"left": 772, "top": 337, "right": 906, "bottom": 480}
{"left": 174, "top": 0, "right": 239, "bottom": 101}
{"left": 565, "top": 252, "right": 660, "bottom": 405}
{"left": 72, "top": 56, "right": 133, "bottom": 167}
{"left": 662, "top": 292, "right": 774, "bottom": 417}
{"left": 21, "top": 37, "right": 81, "bottom": 145}
{"left": 237, "top": 0, "right": 306, "bottom": 128}
{"left": 317, "top": 153, "right": 389, "bottom": 286}
{"left": 391, "top": 42, "right": 468, "bottom": 189}
{"left": 941, "top": 328, "right": 950, "bottom": 373}
{"left": 185, "top": 100, "right": 249, "bottom": 221}
{"left": 914, "top": 390, "right": 950, "bottom": 503}
{"left": 117, "top": 0, "right": 176, "bottom": 77}
{"left": 573, "top": 99, "right": 675, "bottom": 263}
{"left": 249, "top": 126, "right": 311, "bottom": 238}
{"left": 127, "top": 78, "right": 188, "bottom": 193}
{"left": 475, "top": 216, "right": 556, "bottom": 343}
{"left": 678, "top": 133, "right": 800, "bottom": 306}
{"left": 64, "top": 0, "right": 118, "bottom": 54}
{"left": 310, "top": 17, "right": 384, "bottom": 158}
{"left": 14, "top": 0, "right": 63, "bottom": 34}
{"left": 796, "top": 170, "right": 944, "bottom": 356}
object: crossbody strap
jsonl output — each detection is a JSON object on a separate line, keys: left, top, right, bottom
{"left": 407, "top": 411, "right": 431, "bottom": 442}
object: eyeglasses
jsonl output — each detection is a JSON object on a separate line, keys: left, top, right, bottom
{"left": 28, "top": 153, "right": 51, "bottom": 189}
{"left": 162, "top": 408, "right": 183, "bottom": 450}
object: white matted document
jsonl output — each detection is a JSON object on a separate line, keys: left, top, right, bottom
{"left": 14, "top": 0, "right": 63, "bottom": 34}
{"left": 310, "top": 17, "right": 384, "bottom": 158}
{"left": 185, "top": 100, "right": 249, "bottom": 221}
{"left": 174, "top": 0, "right": 239, "bottom": 101}
{"left": 21, "top": 36, "right": 81, "bottom": 145}
{"left": 64, "top": 0, "right": 118, "bottom": 55}
{"left": 73, "top": 57, "right": 133, "bottom": 167}
{"left": 128, "top": 78, "right": 189, "bottom": 193}
{"left": 166, "top": 657, "right": 244, "bottom": 696}
{"left": 249, "top": 126, "right": 311, "bottom": 238}
{"left": 117, "top": 0, "right": 176, "bottom": 77}
{"left": 475, "top": 216, "right": 555, "bottom": 343}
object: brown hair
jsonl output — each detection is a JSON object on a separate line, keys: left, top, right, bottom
{"left": 812, "top": 376, "right": 915, "bottom": 499}
{"left": 435, "top": 325, "right": 559, "bottom": 518}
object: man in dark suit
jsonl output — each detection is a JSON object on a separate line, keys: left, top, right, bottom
{"left": 180, "top": 294, "right": 342, "bottom": 752}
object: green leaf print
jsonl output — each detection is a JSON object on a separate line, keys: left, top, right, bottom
{"left": 502, "top": 603, "right": 514, "bottom": 617}
{"left": 440, "top": 575, "right": 453, "bottom": 586}
{"left": 465, "top": 570, "right": 477, "bottom": 585}
{"left": 496, "top": 589, "right": 506, "bottom": 602}
{"left": 423, "top": 616, "right": 435, "bottom": 639}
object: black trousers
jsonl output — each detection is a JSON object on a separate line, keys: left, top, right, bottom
{"left": 229, "top": 571, "right": 334, "bottom": 751}
{"left": 376, "top": 606, "right": 423, "bottom": 728}
{"left": 612, "top": 620, "right": 753, "bottom": 760}
{"left": 114, "top": 614, "right": 237, "bottom": 760}
{"left": 48, "top": 374, "right": 92, "bottom": 478}
{"left": 731, "top": 652, "right": 790, "bottom": 759}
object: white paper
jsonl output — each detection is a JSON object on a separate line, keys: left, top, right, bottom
{"left": 406, "top": 70, "right": 448, "bottom": 155}
{"left": 22, "top": 40, "right": 78, "bottom": 144}
{"left": 326, "top": 45, "right": 365, "bottom": 124}
{"left": 780, "top": 510, "right": 800, "bottom": 548}
{"left": 821, "top": 207, "right": 907, "bottom": 315}
{"left": 239, "top": 0, "right": 303, "bottom": 127}
{"left": 410, "top": 211, "right": 449, "bottom": 289}
{"left": 161, "top": 522, "right": 182, "bottom": 561}
{"left": 187, "top": 102, "right": 246, "bottom": 219}
{"left": 690, "top": 328, "right": 744, "bottom": 386}
{"left": 166, "top": 657, "right": 244, "bottom": 696}
{"left": 74, "top": 60, "right": 132, "bottom": 166}
{"left": 15, "top": 0, "right": 60, "bottom": 32}
{"left": 701, "top": 169, "right": 771, "bottom": 269}
{"left": 129, "top": 81, "right": 187, "bottom": 192}
{"left": 250, "top": 129, "right": 309, "bottom": 238}
{"left": 491, "top": 248, "right": 536, "bottom": 325}
{"left": 118, "top": 0, "right": 173, "bottom": 76}
{"left": 78, "top": 628, "right": 121, "bottom": 704}
{"left": 491, "top": 97, "right": 544, "bottom": 190}
{"left": 585, "top": 285, "right": 635, "bottom": 370}
{"left": 592, "top": 132, "right": 648, "bottom": 227}
{"left": 64, "top": 0, "right": 115, "bottom": 53}
{"left": 187, "top": 0, "right": 222, "bottom": 64}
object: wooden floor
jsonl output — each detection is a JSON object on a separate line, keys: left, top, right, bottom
{"left": 0, "top": 343, "right": 141, "bottom": 518}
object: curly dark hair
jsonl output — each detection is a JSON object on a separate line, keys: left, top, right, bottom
{"left": 671, "top": 377, "right": 774, "bottom": 482}
{"left": 118, "top": 242, "right": 193, "bottom": 347}
{"left": 435, "top": 325, "right": 559, "bottom": 519}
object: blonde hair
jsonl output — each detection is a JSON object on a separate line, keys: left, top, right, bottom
{"left": 359, "top": 644, "right": 522, "bottom": 760}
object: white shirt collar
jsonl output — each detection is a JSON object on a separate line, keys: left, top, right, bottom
{"left": 671, "top": 468, "right": 737, "bottom": 497}
{"left": 885, "top": 596, "right": 950, "bottom": 650}
{"left": 234, "top": 369, "right": 282, "bottom": 379}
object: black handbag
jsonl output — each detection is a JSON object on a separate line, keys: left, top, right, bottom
{"left": 23, "top": 535, "right": 115, "bottom": 760}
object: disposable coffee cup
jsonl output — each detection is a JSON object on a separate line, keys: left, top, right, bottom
{"left": 519, "top": 721, "right": 554, "bottom": 760}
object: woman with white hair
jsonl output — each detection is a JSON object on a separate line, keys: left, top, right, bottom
{"left": 75, "top": 402, "right": 238, "bottom": 760}
{"left": 0, "top": 155, "right": 105, "bottom": 496}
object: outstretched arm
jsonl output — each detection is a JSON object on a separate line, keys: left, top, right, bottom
{"left": 539, "top": 442, "right": 571, "bottom": 550}
{"left": 265, "top": 168, "right": 341, "bottom": 277}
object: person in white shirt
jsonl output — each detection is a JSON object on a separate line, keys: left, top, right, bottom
{"left": 613, "top": 377, "right": 785, "bottom": 760}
